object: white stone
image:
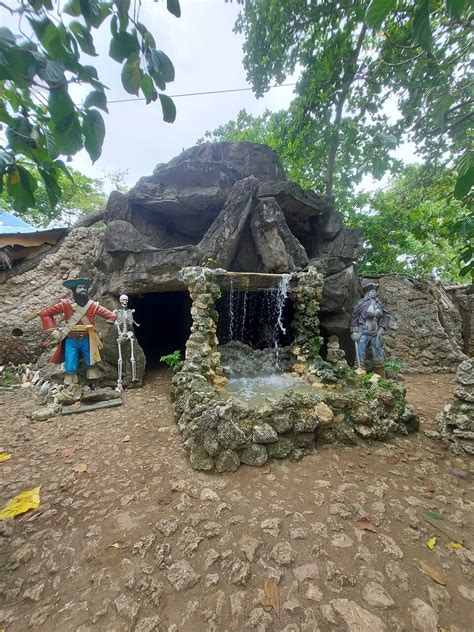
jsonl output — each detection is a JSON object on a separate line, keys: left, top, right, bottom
{"left": 409, "top": 598, "right": 439, "bottom": 632}
{"left": 167, "top": 560, "right": 201, "bottom": 591}
{"left": 271, "top": 541, "right": 296, "bottom": 566}
{"left": 361, "top": 582, "right": 394, "bottom": 609}
{"left": 260, "top": 517, "right": 282, "bottom": 537}
{"left": 305, "top": 583, "right": 323, "bottom": 602}
{"left": 331, "top": 598, "right": 387, "bottom": 632}
{"left": 331, "top": 533, "right": 354, "bottom": 548}
{"left": 293, "top": 563, "right": 320, "bottom": 583}
{"left": 200, "top": 488, "right": 219, "bottom": 502}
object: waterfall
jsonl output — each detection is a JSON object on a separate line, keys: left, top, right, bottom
{"left": 228, "top": 277, "right": 235, "bottom": 341}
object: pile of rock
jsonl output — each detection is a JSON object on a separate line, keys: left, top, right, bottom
{"left": 437, "top": 359, "right": 473, "bottom": 455}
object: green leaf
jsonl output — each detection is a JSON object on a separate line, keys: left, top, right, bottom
{"left": 121, "top": 52, "right": 141, "bottom": 95}
{"left": 140, "top": 72, "right": 157, "bottom": 104}
{"left": 446, "top": 0, "right": 466, "bottom": 20}
{"left": 0, "top": 150, "right": 15, "bottom": 168}
{"left": 6, "top": 165, "right": 38, "bottom": 212}
{"left": 48, "top": 86, "right": 75, "bottom": 123}
{"left": 413, "top": 0, "right": 432, "bottom": 52}
{"left": 82, "top": 109, "right": 105, "bottom": 162}
{"left": 454, "top": 150, "right": 474, "bottom": 198}
{"left": 154, "top": 50, "right": 175, "bottom": 83}
{"left": 365, "top": 0, "right": 396, "bottom": 30}
{"left": 39, "top": 167, "right": 62, "bottom": 207}
{"left": 70, "top": 21, "right": 97, "bottom": 56}
{"left": 63, "top": 0, "right": 81, "bottom": 15}
{"left": 425, "top": 511, "right": 445, "bottom": 521}
{"left": 166, "top": 0, "right": 181, "bottom": 18}
{"left": 42, "top": 60, "right": 66, "bottom": 84}
{"left": 109, "top": 31, "right": 140, "bottom": 63}
{"left": 0, "top": 27, "right": 16, "bottom": 44}
{"left": 83, "top": 89, "right": 109, "bottom": 113}
{"left": 53, "top": 113, "right": 83, "bottom": 154}
{"left": 158, "top": 93, "right": 176, "bottom": 123}
{"left": 116, "top": 0, "right": 131, "bottom": 30}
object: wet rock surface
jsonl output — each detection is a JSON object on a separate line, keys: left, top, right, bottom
{"left": 0, "top": 370, "right": 472, "bottom": 631}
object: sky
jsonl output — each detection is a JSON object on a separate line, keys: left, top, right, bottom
{"left": 68, "top": 0, "right": 297, "bottom": 189}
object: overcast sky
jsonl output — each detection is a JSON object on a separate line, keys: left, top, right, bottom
{"left": 67, "top": 0, "right": 296, "bottom": 189}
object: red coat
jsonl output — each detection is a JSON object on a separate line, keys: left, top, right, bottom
{"left": 40, "top": 298, "right": 116, "bottom": 364}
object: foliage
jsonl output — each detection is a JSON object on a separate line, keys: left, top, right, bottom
{"left": 0, "top": 167, "right": 106, "bottom": 226}
{"left": 0, "top": 0, "right": 180, "bottom": 213}
{"left": 384, "top": 359, "right": 406, "bottom": 376}
{"left": 160, "top": 349, "right": 181, "bottom": 368}
{"left": 234, "top": 1, "right": 472, "bottom": 199}
{"left": 345, "top": 164, "right": 472, "bottom": 281}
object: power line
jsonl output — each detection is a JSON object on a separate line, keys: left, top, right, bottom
{"left": 106, "top": 82, "right": 297, "bottom": 105}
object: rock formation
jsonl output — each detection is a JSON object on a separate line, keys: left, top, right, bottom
{"left": 437, "top": 359, "right": 473, "bottom": 455}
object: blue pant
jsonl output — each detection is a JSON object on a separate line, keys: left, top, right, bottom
{"left": 358, "top": 331, "right": 384, "bottom": 362}
{"left": 64, "top": 336, "right": 93, "bottom": 374}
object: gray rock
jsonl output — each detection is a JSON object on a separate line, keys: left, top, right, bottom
{"left": 240, "top": 443, "right": 268, "bottom": 467}
{"left": 189, "top": 445, "right": 214, "bottom": 471}
{"left": 215, "top": 450, "right": 240, "bottom": 473}
{"left": 409, "top": 598, "right": 438, "bottom": 632}
{"left": 271, "top": 541, "right": 296, "bottom": 566}
{"left": 361, "top": 582, "right": 395, "bottom": 609}
{"left": 167, "top": 560, "right": 201, "bottom": 591}
{"left": 252, "top": 423, "right": 278, "bottom": 444}
{"left": 114, "top": 594, "right": 140, "bottom": 623}
{"left": 293, "top": 563, "right": 320, "bottom": 583}
{"left": 267, "top": 438, "right": 294, "bottom": 459}
{"left": 331, "top": 598, "right": 387, "bottom": 632}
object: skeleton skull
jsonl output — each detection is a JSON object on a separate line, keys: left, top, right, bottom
{"left": 119, "top": 294, "right": 129, "bottom": 308}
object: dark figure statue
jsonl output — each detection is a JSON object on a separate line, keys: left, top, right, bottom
{"left": 351, "top": 283, "right": 390, "bottom": 377}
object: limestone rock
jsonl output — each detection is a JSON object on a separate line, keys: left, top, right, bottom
{"left": 167, "top": 560, "right": 201, "bottom": 591}
{"left": 409, "top": 598, "right": 439, "bottom": 632}
{"left": 252, "top": 423, "right": 278, "bottom": 444}
{"left": 361, "top": 582, "right": 395, "bottom": 609}
{"left": 240, "top": 444, "right": 268, "bottom": 467}
{"left": 215, "top": 450, "right": 240, "bottom": 473}
{"left": 331, "top": 598, "right": 387, "bottom": 632}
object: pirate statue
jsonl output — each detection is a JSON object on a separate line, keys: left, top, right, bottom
{"left": 39, "top": 279, "right": 116, "bottom": 385}
{"left": 113, "top": 294, "right": 140, "bottom": 393}
{"left": 351, "top": 282, "right": 390, "bottom": 377}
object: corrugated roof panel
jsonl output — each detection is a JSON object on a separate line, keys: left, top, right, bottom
{"left": 0, "top": 211, "right": 36, "bottom": 234}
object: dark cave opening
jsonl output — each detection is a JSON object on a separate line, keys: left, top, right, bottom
{"left": 216, "top": 290, "right": 294, "bottom": 349}
{"left": 129, "top": 292, "right": 192, "bottom": 367}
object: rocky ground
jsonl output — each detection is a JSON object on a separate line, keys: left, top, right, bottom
{"left": 0, "top": 371, "right": 472, "bottom": 632}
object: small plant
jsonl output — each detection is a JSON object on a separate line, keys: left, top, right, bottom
{"left": 160, "top": 350, "right": 182, "bottom": 368}
{"left": 384, "top": 359, "right": 406, "bottom": 376}
{"left": 201, "top": 257, "right": 217, "bottom": 269}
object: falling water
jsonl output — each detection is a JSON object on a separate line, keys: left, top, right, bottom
{"left": 228, "top": 277, "right": 235, "bottom": 341}
{"left": 273, "top": 275, "right": 290, "bottom": 370}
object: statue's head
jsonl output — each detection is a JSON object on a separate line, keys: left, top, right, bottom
{"left": 362, "top": 283, "right": 379, "bottom": 298}
{"left": 119, "top": 294, "right": 129, "bottom": 308}
{"left": 63, "top": 278, "right": 91, "bottom": 307}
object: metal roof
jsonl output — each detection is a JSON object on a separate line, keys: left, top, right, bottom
{"left": 0, "top": 210, "right": 37, "bottom": 234}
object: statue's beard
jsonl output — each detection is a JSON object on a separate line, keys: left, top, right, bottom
{"left": 73, "top": 290, "right": 89, "bottom": 307}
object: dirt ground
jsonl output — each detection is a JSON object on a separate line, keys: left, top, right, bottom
{"left": 0, "top": 371, "right": 473, "bottom": 632}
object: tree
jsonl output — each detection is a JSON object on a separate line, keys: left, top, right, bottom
{"left": 234, "top": 0, "right": 472, "bottom": 199}
{"left": 345, "top": 164, "right": 472, "bottom": 281}
{"left": 0, "top": 166, "right": 106, "bottom": 226}
{"left": 0, "top": 0, "right": 180, "bottom": 212}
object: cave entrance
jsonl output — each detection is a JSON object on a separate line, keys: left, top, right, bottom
{"left": 129, "top": 292, "right": 192, "bottom": 368}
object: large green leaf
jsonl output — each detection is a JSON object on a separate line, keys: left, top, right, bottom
{"left": 166, "top": 0, "right": 181, "bottom": 18}
{"left": 446, "top": 0, "right": 466, "bottom": 19}
{"left": 413, "top": 0, "right": 432, "bottom": 52}
{"left": 6, "top": 165, "right": 38, "bottom": 212}
{"left": 83, "top": 89, "right": 109, "bottom": 113}
{"left": 121, "top": 53, "right": 141, "bottom": 95}
{"left": 82, "top": 109, "right": 105, "bottom": 162}
{"left": 154, "top": 50, "right": 175, "bottom": 83}
{"left": 140, "top": 72, "right": 157, "bottom": 104}
{"left": 39, "top": 167, "right": 62, "bottom": 207}
{"left": 365, "top": 0, "right": 396, "bottom": 30}
{"left": 48, "top": 86, "right": 76, "bottom": 123}
{"left": 109, "top": 31, "right": 140, "bottom": 63}
{"left": 454, "top": 150, "right": 474, "bottom": 199}
{"left": 53, "top": 113, "right": 83, "bottom": 155}
{"left": 42, "top": 60, "right": 66, "bottom": 84}
{"left": 159, "top": 94, "right": 176, "bottom": 123}
{"left": 70, "top": 21, "right": 97, "bottom": 56}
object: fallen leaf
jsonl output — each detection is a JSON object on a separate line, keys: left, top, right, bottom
{"left": 109, "top": 542, "right": 121, "bottom": 549}
{"left": 59, "top": 447, "right": 76, "bottom": 459}
{"left": 72, "top": 462, "right": 88, "bottom": 473}
{"left": 418, "top": 560, "right": 447, "bottom": 586}
{"left": 426, "top": 482, "right": 437, "bottom": 493}
{"left": 122, "top": 435, "right": 131, "bottom": 442}
{"left": 446, "top": 541, "right": 463, "bottom": 549}
{"left": 406, "top": 455, "right": 421, "bottom": 462}
{"left": 0, "top": 486, "right": 41, "bottom": 520}
{"left": 260, "top": 594, "right": 272, "bottom": 610}
{"left": 425, "top": 510, "right": 445, "bottom": 521}
{"left": 426, "top": 536, "right": 437, "bottom": 550}
{"left": 263, "top": 579, "right": 280, "bottom": 617}
{"left": 0, "top": 453, "right": 12, "bottom": 463}
{"left": 355, "top": 517, "right": 377, "bottom": 533}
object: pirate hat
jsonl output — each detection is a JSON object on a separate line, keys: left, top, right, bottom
{"left": 63, "top": 278, "right": 91, "bottom": 290}
{"left": 362, "top": 282, "right": 379, "bottom": 294}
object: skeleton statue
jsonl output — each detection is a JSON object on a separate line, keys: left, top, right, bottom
{"left": 114, "top": 294, "right": 140, "bottom": 392}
